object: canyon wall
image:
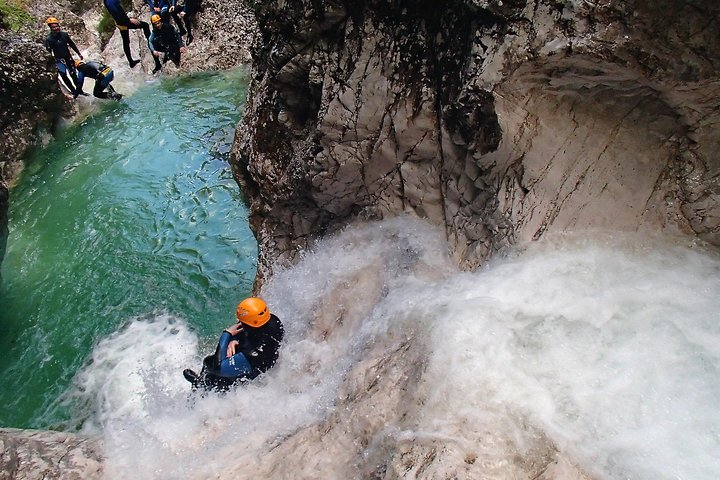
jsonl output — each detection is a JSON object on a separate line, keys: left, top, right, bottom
{"left": 233, "top": 0, "right": 720, "bottom": 283}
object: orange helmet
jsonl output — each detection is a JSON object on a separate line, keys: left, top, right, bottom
{"left": 151, "top": 14, "right": 161, "bottom": 24}
{"left": 236, "top": 297, "right": 270, "bottom": 328}
{"left": 46, "top": 17, "right": 60, "bottom": 25}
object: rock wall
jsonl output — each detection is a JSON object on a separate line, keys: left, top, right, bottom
{"left": 233, "top": 0, "right": 720, "bottom": 282}
{"left": 0, "top": 428, "right": 102, "bottom": 479}
{"left": 0, "top": 28, "right": 65, "bottom": 260}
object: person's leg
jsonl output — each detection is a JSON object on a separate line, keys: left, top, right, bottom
{"left": 170, "top": 49, "right": 181, "bottom": 67}
{"left": 58, "top": 71, "right": 75, "bottom": 93}
{"left": 94, "top": 71, "right": 114, "bottom": 98}
{"left": 183, "top": 15, "right": 194, "bottom": 44}
{"left": 184, "top": 0, "right": 199, "bottom": 44}
{"left": 171, "top": 10, "right": 186, "bottom": 36}
{"left": 218, "top": 351, "right": 253, "bottom": 378}
{"left": 66, "top": 63, "right": 82, "bottom": 95}
{"left": 118, "top": 27, "right": 139, "bottom": 67}
{"left": 151, "top": 47, "right": 164, "bottom": 73}
{"left": 143, "top": 22, "right": 151, "bottom": 39}
{"left": 56, "top": 60, "right": 77, "bottom": 94}
{"left": 93, "top": 81, "right": 107, "bottom": 98}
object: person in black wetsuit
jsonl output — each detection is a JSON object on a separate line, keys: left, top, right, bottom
{"left": 179, "top": 0, "right": 201, "bottom": 45}
{"left": 148, "top": 14, "right": 186, "bottom": 73}
{"left": 44, "top": 17, "right": 85, "bottom": 97}
{"left": 75, "top": 60, "right": 123, "bottom": 100}
{"left": 102, "top": 0, "right": 151, "bottom": 68}
{"left": 146, "top": 0, "right": 187, "bottom": 38}
{"left": 183, "top": 297, "right": 284, "bottom": 391}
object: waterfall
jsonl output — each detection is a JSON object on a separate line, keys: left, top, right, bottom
{"left": 66, "top": 217, "right": 720, "bottom": 479}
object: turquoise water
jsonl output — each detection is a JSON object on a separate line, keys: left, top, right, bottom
{"left": 0, "top": 69, "right": 256, "bottom": 429}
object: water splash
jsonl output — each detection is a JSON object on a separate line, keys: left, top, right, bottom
{"left": 67, "top": 218, "right": 720, "bottom": 479}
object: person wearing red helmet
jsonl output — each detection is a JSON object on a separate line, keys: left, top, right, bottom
{"left": 184, "top": 297, "right": 284, "bottom": 390}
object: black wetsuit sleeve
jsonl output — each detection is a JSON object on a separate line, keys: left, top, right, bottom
{"left": 67, "top": 36, "right": 82, "bottom": 57}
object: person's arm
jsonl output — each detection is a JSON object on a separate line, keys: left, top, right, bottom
{"left": 67, "top": 36, "right": 83, "bottom": 59}
{"left": 148, "top": 32, "right": 157, "bottom": 55}
{"left": 215, "top": 323, "right": 243, "bottom": 364}
{"left": 223, "top": 323, "right": 243, "bottom": 357}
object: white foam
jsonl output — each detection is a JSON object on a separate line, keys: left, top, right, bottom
{"left": 67, "top": 220, "right": 720, "bottom": 479}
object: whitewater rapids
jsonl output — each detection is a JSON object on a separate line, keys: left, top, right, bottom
{"left": 64, "top": 217, "right": 720, "bottom": 479}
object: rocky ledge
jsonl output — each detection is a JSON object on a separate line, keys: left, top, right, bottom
{"left": 0, "top": 427, "right": 102, "bottom": 479}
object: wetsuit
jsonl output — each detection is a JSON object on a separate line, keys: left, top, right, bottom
{"left": 148, "top": 21, "right": 184, "bottom": 71}
{"left": 103, "top": 0, "right": 151, "bottom": 67}
{"left": 44, "top": 30, "right": 82, "bottom": 95}
{"left": 76, "top": 61, "right": 121, "bottom": 100}
{"left": 180, "top": 0, "right": 201, "bottom": 44}
{"left": 200, "top": 314, "right": 284, "bottom": 390}
{"left": 147, "top": 0, "right": 186, "bottom": 36}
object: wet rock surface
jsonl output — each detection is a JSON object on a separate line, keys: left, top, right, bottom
{"left": 0, "top": 428, "right": 103, "bottom": 479}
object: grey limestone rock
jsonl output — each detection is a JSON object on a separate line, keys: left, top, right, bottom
{"left": 233, "top": 0, "right": 720, "bottom": 280}
{"left": 0, "top": 428, "right": 103, "bottom": 479}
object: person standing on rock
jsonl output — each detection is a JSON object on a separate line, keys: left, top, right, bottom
{"left": 74, "top": 60, "right": 123, "bottom": 100}
{"left": 103, "top": 0, "right": 151, "bottom": 68}
{"left": 44, "top": 17, "right": 86, "bottom": 98}
{"left": 148, "top": 14, "right": 186, "bottom": 73}
{"left": 183, "top": 297, "right": 285, "bottom": 391}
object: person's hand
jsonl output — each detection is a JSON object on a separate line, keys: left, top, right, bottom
{"left": 180, "top": 46, "right": 187, "bottom": 54}
{"left": 129, "top": 18, "right": 141, "bottom": 26}
{"left": 226, "top": 340, "right": 239, "bottom": 358}
{"left": 153, "top": 51, "right": 160, "bottom": 57}
{"left": 154, "top": 7, "right": 160, "bottom": 12}
{"left": 225, "top": 323, "right": 243, "bottom": 336}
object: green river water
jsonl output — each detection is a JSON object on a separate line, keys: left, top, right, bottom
{"left": 0, "top": 69, "right": 256, "bottom": 430}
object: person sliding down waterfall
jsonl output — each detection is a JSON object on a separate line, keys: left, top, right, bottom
{"left": 148, "top": 14, "right": 186, "bottom": 73}
{"left": 184, "top": 298, "right": 284, "bottom": 391}
{"left": 74, "top": 60, "right": 123, "bottom": 100}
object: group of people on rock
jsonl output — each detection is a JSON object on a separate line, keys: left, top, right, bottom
{"left": 44, "top": 0, "right": 202, "bottom": 100}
